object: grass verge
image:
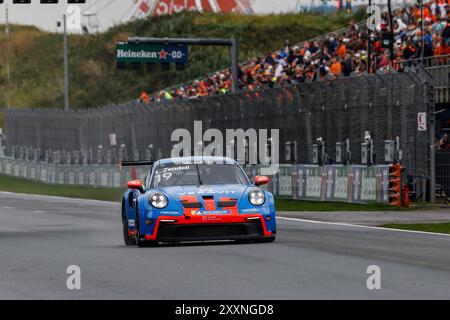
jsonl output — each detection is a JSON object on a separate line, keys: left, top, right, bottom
{"left": 0, "top": 174, "right": 123, "bottom": 202}
{"left": 381, "top": 223, "right": 450, "bottom": 234}
{"left": 275, "top": 198, "right": 413, "bottom": 211}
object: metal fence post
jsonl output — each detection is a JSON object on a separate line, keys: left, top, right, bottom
{"left": 231, "top": 37, "right": 239, "bottom": 94}
{"left": 430, "top": 87, "right": 436, "bottom": 204}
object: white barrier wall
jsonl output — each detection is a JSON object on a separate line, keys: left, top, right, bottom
{"left": 0, "top": 158, "right": 390, "bottom": 203}
{"left": 0, "top": 158, "right": 123, "bottom": 188}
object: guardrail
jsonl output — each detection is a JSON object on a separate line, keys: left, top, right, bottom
{"left": 395, "top": 54, "right": 450, "bottom": 68}
{"left": 395, "top": 55, "right": 450, "bottom": 103}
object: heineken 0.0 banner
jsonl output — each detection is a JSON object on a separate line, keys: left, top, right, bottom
{"left": 116, "top": 42, "right": 188, "bottom": 64}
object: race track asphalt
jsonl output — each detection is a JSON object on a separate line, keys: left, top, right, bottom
{"left": 0, "top": 191, "right": 449, "bottom": 300}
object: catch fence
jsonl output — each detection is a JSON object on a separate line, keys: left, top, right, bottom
{"left": 2, "top": 69, "right": 434, "bottom": 200}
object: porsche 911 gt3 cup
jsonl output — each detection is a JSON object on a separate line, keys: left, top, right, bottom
{"left": 121, "top": 156, "right": 276, "bottom": 247}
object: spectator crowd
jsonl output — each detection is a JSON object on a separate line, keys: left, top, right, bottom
{"left": 138, "top": 1, "right": 450, "bottom": 103}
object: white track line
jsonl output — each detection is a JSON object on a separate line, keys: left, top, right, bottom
{"left": 277, "top": 216, "right": 450, "bottom": 237}
{"left": 0, "top": 191, "right": 117, "bottom": 205}
{"left": 1, "top": 191, "right": 449, "bottom": 237}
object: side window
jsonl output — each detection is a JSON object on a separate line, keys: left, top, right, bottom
{"left": 146, "top": 166, "right": 154, "bottom": 187}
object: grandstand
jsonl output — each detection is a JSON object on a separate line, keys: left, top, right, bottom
{"left": 144, "top": 0, "right": 450, "bottom": 107}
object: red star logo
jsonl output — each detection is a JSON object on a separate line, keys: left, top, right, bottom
{"left": 159, "top": 49, "right": 168, "bottom": 60}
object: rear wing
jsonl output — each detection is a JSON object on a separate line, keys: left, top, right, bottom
{"left": 119, "top": 160, "right": 155, "bottom": 175}
{"left": 119, "top": 160, "right": 155, "bottom": 167}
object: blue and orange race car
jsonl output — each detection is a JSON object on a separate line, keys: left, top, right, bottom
{"left": 121, "top": 156, "right": 276, "bottom": 247}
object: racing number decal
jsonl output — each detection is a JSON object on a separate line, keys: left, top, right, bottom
{"left": 153, "top": 172, "right": 173, "bottom": 184}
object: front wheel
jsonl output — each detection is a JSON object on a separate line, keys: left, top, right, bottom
{"left": 256, "top": 236, "right": 276, "bottom": 243}
{"left": 135, "top": 209, "right": 157, "bottom": 247}
{"left": 122, "top": 204, "right": 135, "bottom": 246}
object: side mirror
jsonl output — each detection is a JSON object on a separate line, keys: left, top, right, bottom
{"left": 127, "top": 180, "right": 143, "bottom": 192}
{"left": 255, "top": 175, "right": 269, "bottom": 187}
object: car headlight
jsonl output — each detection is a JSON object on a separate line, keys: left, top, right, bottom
{"left": 249, "top": 189, "right": 265, "bottom": 206}
{"left": 149, "top": 193, "right": 168, "bottom": 209}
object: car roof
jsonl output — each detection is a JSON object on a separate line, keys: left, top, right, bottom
{"left": 154, "top": 156, "right": 238, "bottom": 166}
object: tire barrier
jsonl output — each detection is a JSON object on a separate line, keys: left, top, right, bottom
{"left": 388, "top": 163, "right": 402, "bottom": 207}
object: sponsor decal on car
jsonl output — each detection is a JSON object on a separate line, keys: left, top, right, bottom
{"left": 178, "top": 189, "right": 237, "bottom": 196}
{"left": 157, "top": 211, "right": 181, "bottom": 215}
{"left": 155, "top": 165, "right": 191, "bottom": 174}
{"left": 191, "top": 210, "right": 230, "bottom": 215}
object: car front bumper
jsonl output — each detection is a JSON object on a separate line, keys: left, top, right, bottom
{"left": 144, "top": 214, "right": 273, "bottom": 242}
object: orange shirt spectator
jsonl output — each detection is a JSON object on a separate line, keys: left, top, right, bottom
{"left": 424, "top": 6, "right": 430, "bottom": 20}
{"left": 413, "top": 6, "right": 430, "bottom": 20}
{"left": 139, "top": 92, "right": 149, "bottom": 104}
{"left": 434, "top": 42, "right": 450, "bottom": 55}
{"left": 330, "top": 60, "right": 342, "bottom": 75}
{"left": 435, "top": 41, "right": 450, "bottom": 64}
{"left": 338, "top": 44, "right": 347, "bottom": 59}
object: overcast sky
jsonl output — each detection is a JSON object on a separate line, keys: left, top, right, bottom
{"left": 0, "top": 0, "right": 336, "bottom": 33}
{"left": 0, "top": 0, "right": 132, "bottom": 33}
{"left": 0, "top": 0, "right": 409, "bottom": 34}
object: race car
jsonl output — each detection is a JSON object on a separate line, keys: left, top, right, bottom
{"left": 121, "top": 156, "right": 276, "bottom": 247}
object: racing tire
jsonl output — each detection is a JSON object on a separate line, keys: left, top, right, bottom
{"left": 122, "top": 203, "right": 136, "bottom": 246}
{"left": 256, "top": 236, "right": 276, "bottom": 243}
{"left": 135, "top": 209, "right": 157, "bottom": 247}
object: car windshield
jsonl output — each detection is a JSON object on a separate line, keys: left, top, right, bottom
{"left": 150, "top": 162, "right": 250, "bottom": 188}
